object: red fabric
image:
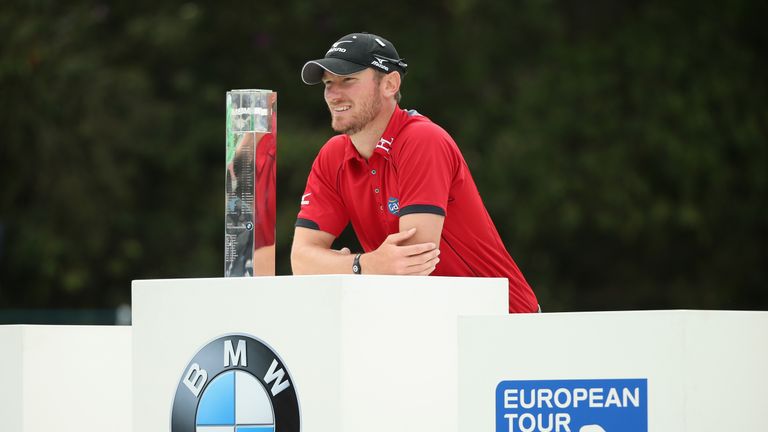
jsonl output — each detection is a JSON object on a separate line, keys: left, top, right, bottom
{"left": 297, "top": 107, "right": 538, "bottom": 313}
{"left": 254, "top": 132, "right": 276, "bottom": 248}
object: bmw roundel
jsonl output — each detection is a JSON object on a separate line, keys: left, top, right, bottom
{"left": 171, "top": 334, "right": 300, "bottom": 432}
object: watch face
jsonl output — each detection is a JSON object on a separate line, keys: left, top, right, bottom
{"left": 353, "top": 254, "right": 362, "bottom": 274}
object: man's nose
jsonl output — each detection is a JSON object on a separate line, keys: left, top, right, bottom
{"left": 324, "top": 85, "right": 340, "bottom": 102}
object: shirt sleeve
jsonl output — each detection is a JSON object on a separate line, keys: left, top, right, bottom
{"left": 296, "top": 145, "right": 349, "bottom": 237}
{"left": 395, "top": 123, "right": 461, "bottom": 217}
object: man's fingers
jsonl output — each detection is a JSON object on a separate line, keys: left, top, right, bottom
{"left": 336, "top": 247, "right": 351, "bottom": 255}
{"left": 405, "top": 256, "right": 440, "bottom": 275}
{"left": 403, "top": 250, "right": 440, "bottom": 272}
{"left": 384, "top": 227, "right": 416, "bottom": 244}
{"left": 401, "top": 242, "right": 438, "bottom": 257}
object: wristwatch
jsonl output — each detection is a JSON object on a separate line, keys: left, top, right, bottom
{"left": 352, "top": 253, "right": 362, "bottom": 275}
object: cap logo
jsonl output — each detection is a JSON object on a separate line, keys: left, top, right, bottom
{"left": 371, "top": 57, "right": 390, "bottom": 71}
{"left": 327, "top": 40, "right": 354, "bottom": 54}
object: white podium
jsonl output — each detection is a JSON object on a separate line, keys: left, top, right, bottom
{"left": 5, "top": 278, "right": 765, "bottom": 432}
{"left": 458, "top": 310, "right": 768, "bottom": 432}
{"left": 132, "top": 275, "right": 506, "bottom": 432}
{"left": 0, "top": 325, "right": 132, "bottom": 432}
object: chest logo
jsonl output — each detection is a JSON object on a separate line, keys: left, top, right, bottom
{"left": 376, "top": 137, "right": 393, "bottom": 153}
{"left": 387, "top": 197, "right": 400, "bottom": 215}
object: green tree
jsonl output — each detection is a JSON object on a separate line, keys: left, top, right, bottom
{"left": 1, "top": 0, "right": 765, "bottom": 313}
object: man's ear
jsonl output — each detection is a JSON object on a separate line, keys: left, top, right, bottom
{"left": 381, "top": 72, "right": 401, "bottom": 99}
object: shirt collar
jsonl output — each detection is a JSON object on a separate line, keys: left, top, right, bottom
{"left": 343, "top": 105, "right": 409, "bottom": 162}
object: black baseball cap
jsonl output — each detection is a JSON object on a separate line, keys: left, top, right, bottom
{"left": 301, "top": 32, "right": 408, "bottom": 85}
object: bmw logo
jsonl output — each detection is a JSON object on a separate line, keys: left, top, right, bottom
{"left": 171, "top": 334, "right": 300, "bottom": 432}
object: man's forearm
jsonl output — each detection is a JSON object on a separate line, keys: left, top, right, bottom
{"left": 291, "top": 228, "right": 439, "bottom": 276}
{"left": 291, "top": 244, "right": 355, "bottom": 275}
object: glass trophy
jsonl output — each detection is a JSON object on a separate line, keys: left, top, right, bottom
{"left": 225, "top": 90, "right": 277, "bottom": 276}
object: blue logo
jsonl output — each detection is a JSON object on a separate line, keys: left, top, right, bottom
{"left": 196, "top": 369, "right": 273, "bottom": 429}
{"left": 387, "top": 197, "right": 400, "bottom": 215}
{"left": 496, "top": 379, "right": 647, "bottom": 432}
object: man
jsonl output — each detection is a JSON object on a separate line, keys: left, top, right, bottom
{"left": 292, "top": 32, "right": 538, "bottom": 313}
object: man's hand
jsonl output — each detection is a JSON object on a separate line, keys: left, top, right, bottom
{"left": 361, "top": 228, "right": 440, "bottom": 275}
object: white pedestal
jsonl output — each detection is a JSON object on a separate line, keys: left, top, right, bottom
{"left": 458, "top": 310, "right": 768, "bottom": 432}
{"left": 132, "top": 275, "right": 506, "bottom": 432}
{"left": 0, "top": 325, "right": 132, "bottom": 432}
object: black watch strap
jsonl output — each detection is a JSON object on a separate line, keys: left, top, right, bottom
{"left": 352, "top": 253, "right": 362, "bottom": 274}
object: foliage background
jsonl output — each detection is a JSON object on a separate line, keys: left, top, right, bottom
{"left": 1, "top": 0, "right": 766, "bottom": 316}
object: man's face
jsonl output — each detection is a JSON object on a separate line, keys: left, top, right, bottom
{"left": 323, "top": 68, "right": 383, "bottom": 135}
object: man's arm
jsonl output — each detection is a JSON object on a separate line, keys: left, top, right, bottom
{"left": 291, "top": 226, "right": 440, "bottom": 275}
{"left": 291, "top": 227, "right": 352, "bottom": 274}
{"left": 398, "top": 213, "right": 444, "bottom": 247}
{"left": 394, "top": 212, "right": 445, "bottom": 275}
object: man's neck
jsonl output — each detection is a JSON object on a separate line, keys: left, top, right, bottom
{"left": 349, "top": 102, "right": 397, "bottom": 160}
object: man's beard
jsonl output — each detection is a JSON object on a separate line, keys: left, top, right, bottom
{"left": 331, "top": 90, "right": 383, "bottom": 136}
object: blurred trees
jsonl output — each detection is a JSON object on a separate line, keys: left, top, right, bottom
{"left": 1, "top": 0, "right": 765, "bottom": 311}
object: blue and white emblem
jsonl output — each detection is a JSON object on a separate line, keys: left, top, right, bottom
{"left": 387, "top": 197, "right": 400, "bottom": 215}
{"left": 171, "top": 334, "right": 300, "bottom": 432}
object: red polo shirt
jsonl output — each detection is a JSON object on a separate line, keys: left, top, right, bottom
{"left": 297, "top": 107, "right": 538, "bottom": 313}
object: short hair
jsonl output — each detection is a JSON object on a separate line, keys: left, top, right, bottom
{"left": 373, "top": 70, "right": 402, "bottom": 103}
